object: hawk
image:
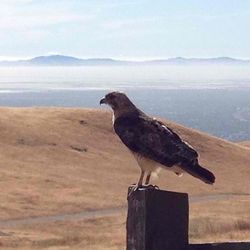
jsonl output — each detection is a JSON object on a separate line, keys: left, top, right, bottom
{"left": 100, "top": 91, "right": 215, "bottom": 190}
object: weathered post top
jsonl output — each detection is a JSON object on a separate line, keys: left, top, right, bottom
{"left": 126, "top": 186, "right": 189, "bottom": 250}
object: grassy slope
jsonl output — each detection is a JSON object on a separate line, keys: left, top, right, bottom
{"left": 238, "top": 141, "right": 250, "bottom": 148}
{"left": 0, "top": 108, "right": 249, "bottom": 248}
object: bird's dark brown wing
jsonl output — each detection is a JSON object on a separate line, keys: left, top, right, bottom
{"left": 114, "top": 113, "right": 198, "bottom": 168}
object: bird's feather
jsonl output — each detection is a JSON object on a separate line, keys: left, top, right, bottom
{"left": 114, "top": 112, "right": 198, "bottom": 169}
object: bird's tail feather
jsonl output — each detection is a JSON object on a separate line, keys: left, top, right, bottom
{"left": 180, "top": 161, "right": 215, "bottom": 184}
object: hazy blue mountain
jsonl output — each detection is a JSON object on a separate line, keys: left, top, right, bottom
{"left": 0, "top": 55, "right": 128, "bottom": 66}
{"left": 0, "top": 55, "right": 250, "bottom": 66}
{"left": 28, "top": 55, "right": 126, "bottom": 66}
{"left": 146, "top": 57, "right": 250, "bottom": 65}
{"left": 29, "top": 55, "right": 83, "bottom": 65}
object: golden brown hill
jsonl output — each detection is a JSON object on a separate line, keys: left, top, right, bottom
{"left": 0, "top": 108, "right": 250, "bottom": 249}
{"left": 0, "top": 107, "right": 249, "bottom": 221}
{"left": 238, "top": 141, "right": 250, "bottom": 148}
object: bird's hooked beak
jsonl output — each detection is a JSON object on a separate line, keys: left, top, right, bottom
{"left": 100, "top": 97, "right": 107, "bottom": 105}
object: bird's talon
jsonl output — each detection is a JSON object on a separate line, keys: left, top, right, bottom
{"left": 128, "top": 184, "right": 160, "bottom": 198}
{"left": 144, "top": 184, "right": 160, "bottom": 190}
{"left": 128, "top": 184, "right": 142, "bottom": 197}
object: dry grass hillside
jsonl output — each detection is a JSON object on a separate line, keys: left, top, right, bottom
{"left": 0, "top": 108, "right": 249, "bottom": 249}
{"left": 238, "top": 141, "right": 250, "bottom": 148}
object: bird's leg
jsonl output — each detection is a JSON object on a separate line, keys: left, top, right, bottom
{"left": 144, "top": 173, "right": 160, "bottom": 190}
{"left": 145, "top": 173, "right": 151, "bottom": 185}
{"left": 138, "top": 170, "right": 145, "bottom": 187}
{"left": 128, "top": 170, "right": 145, "bottom": 196}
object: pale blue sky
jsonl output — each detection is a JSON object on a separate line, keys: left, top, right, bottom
{"left": 0, "top": 0, "right": 250, "bottom": 60}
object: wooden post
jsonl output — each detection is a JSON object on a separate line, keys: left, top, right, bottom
{"left": 126, "top": 187, "right": 189, "bottom": 250}
{"left": 126, "top": 187, "right": 250, "bottom": 250}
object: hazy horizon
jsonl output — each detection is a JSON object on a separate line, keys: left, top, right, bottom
{"left": 0, "top": 65, "right": 250, "bottom": 91}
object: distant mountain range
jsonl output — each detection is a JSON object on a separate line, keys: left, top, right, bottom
{"left": 0, "top": 55, "right": 250, "bottom": 66}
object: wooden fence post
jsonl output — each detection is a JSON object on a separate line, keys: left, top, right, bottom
{"left": 126, "top": 187, "right": 250, "bottom": 250}
{"left": 126, "top": 187, "right": 189, "bottom": 250}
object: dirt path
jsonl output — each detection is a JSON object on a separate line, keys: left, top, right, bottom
{"left": 0, "top": 194, "right": 247, "bottom": 228}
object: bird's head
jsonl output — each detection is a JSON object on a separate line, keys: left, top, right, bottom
{"left": 100, "top": 91, "right": 135, "bottom": 113}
